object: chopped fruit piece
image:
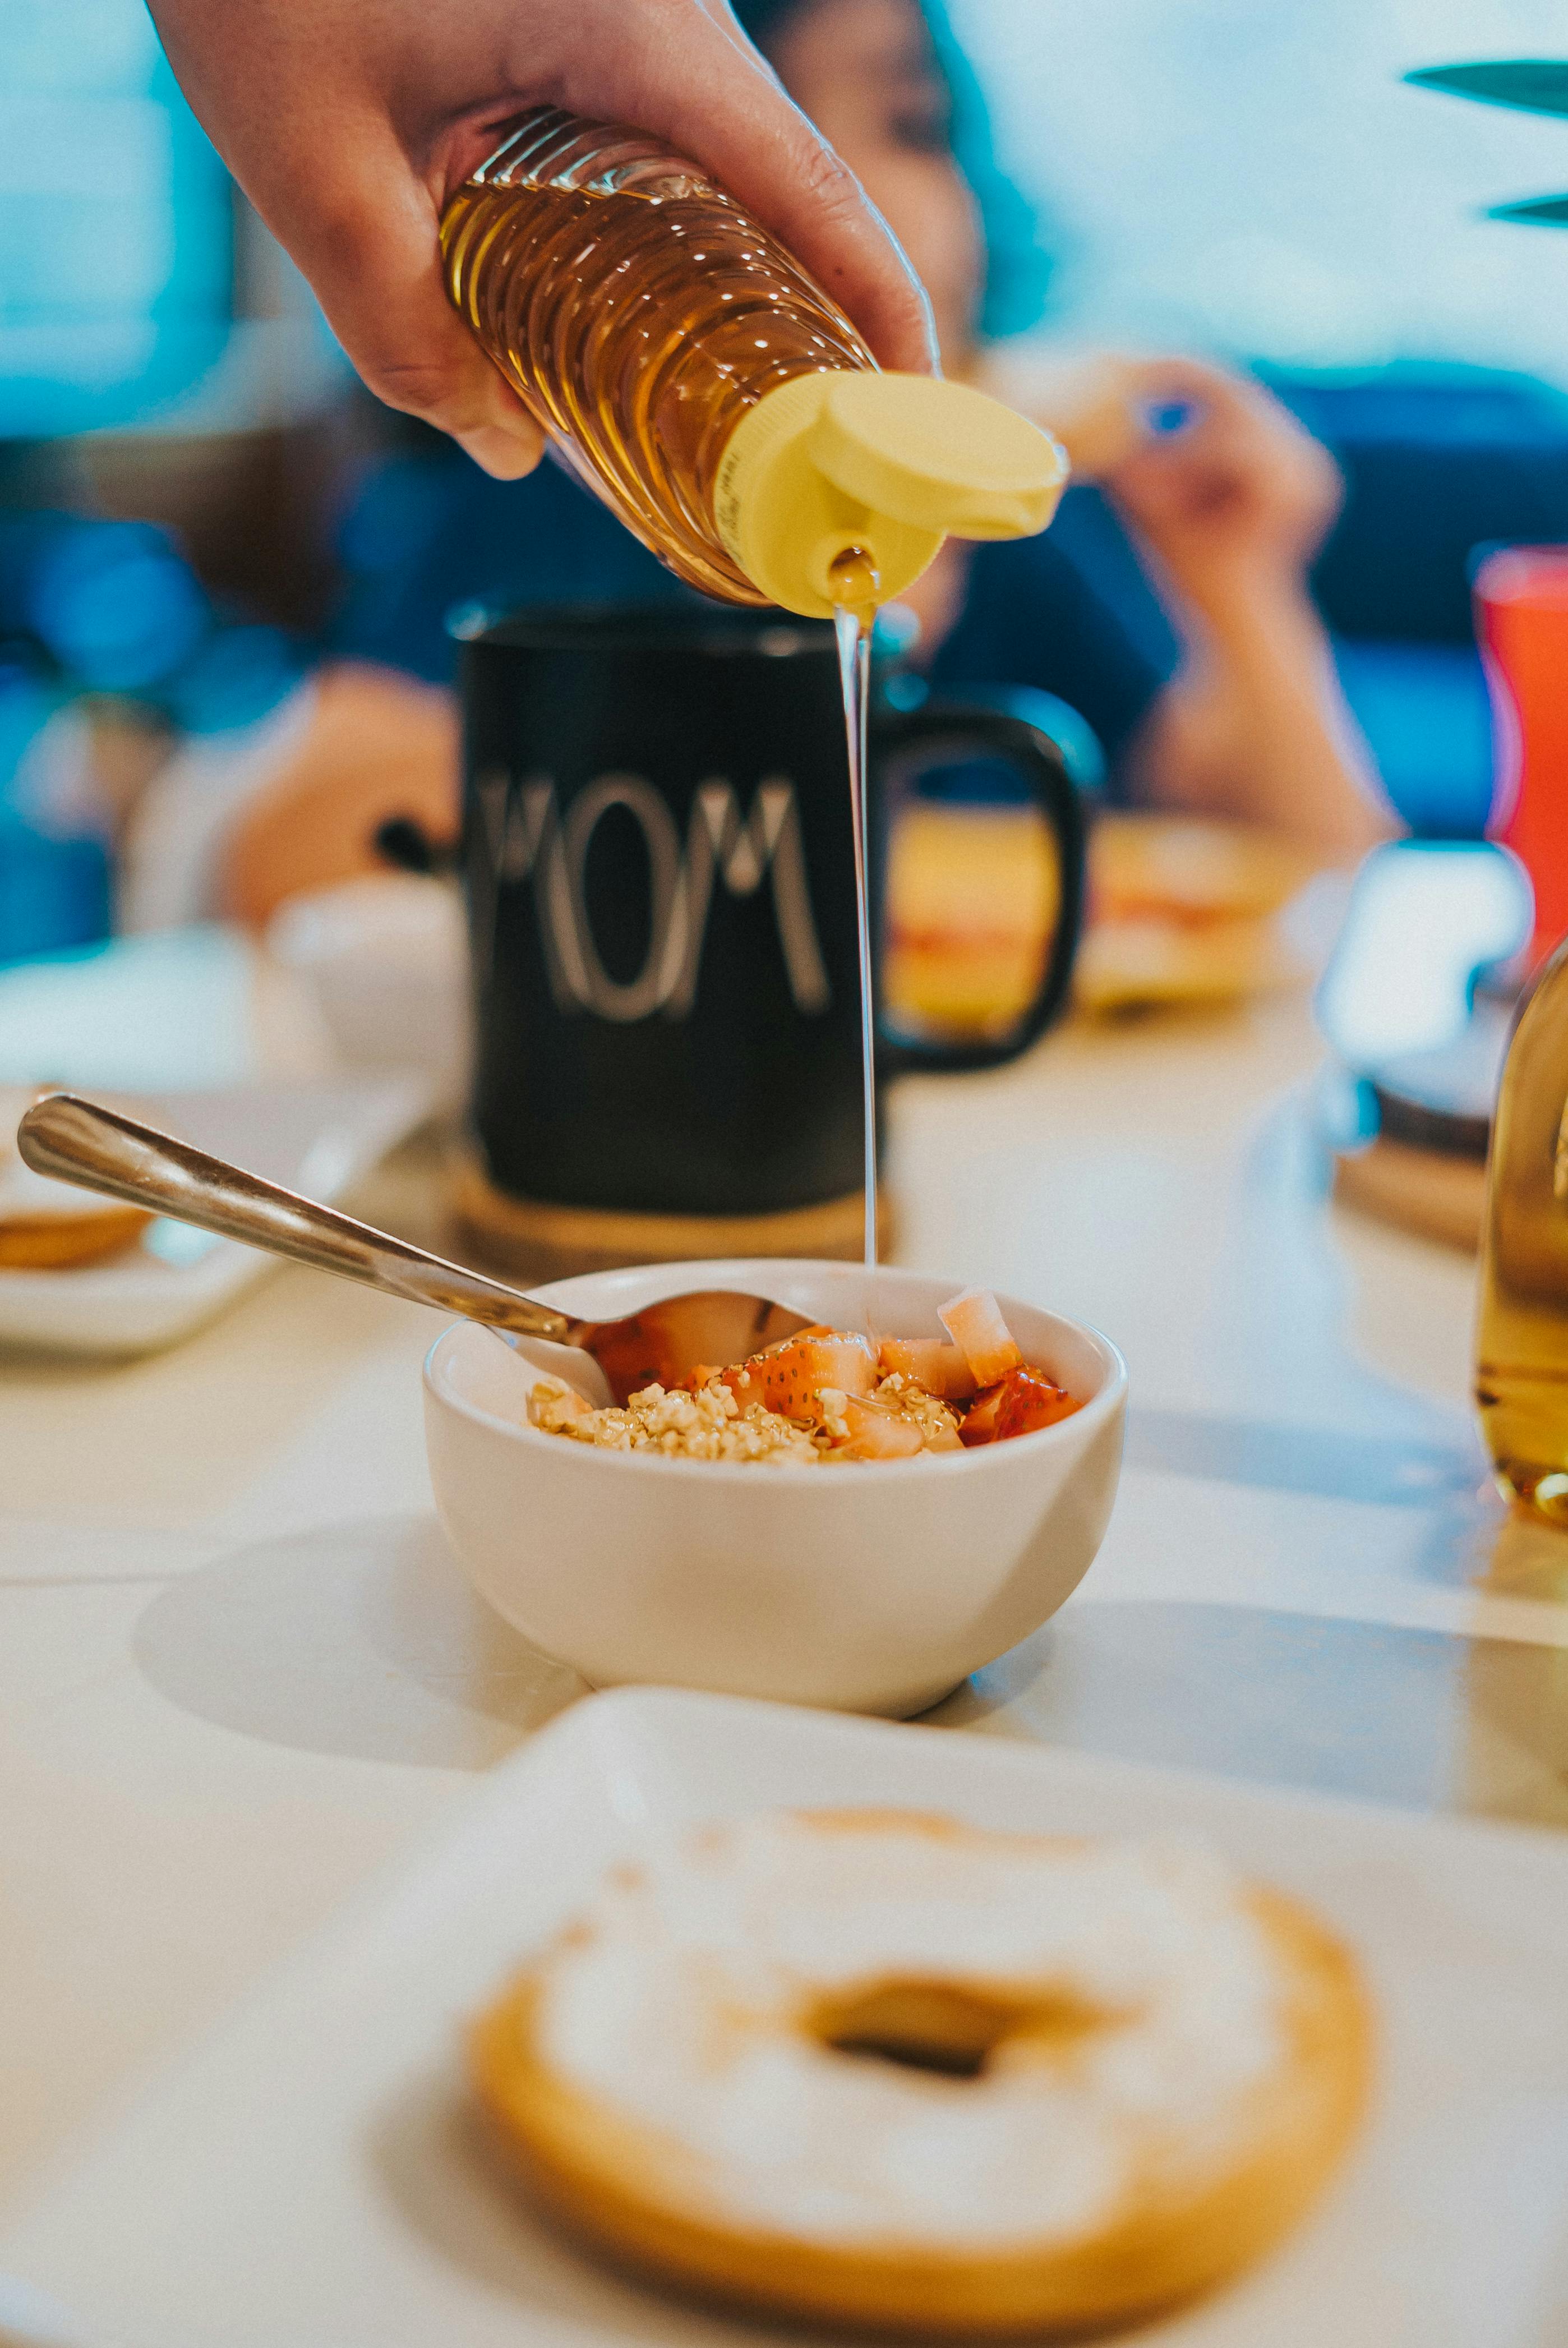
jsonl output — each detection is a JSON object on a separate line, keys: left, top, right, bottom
{"left": 939, "top": 1288, "right": 1023, "bottom": 1389}
{"left": 879, "top": 1381, "right": 965, "bottom": 1452}
{"left": 958, "top": 1388, "right": 1004, "bottom": 1446}
{"left": 877, "top": 1337, "right": 978, "bottom": 1400}
{"left": 996, "top": 1367, "right": 1080, "bottom": 1439}
{"left": 721, "top": 1330, "right": 878, "bottom": 1416}
{"left": 960, "top": 1365, "right": 1080, "bottom": 1447}
{"left": 829, "top": 1378, "right": 963, "bottom": 1456}
{"left": 834, "top": 1393, "right": 928, "bottom": 1461}
{"left": 530, "top": 1315, "right": 1074, "bottom": 1465}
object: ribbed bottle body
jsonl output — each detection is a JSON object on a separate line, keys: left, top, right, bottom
{"left": 441, "top": 108, "right": 875, "bottom": 601}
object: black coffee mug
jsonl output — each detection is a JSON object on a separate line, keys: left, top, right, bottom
{"left": 456, "top": 606, "right": 1083, "bottom": 1221}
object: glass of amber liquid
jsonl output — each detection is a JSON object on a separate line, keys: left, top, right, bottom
{"left": 1474, "top": 550, "right": 1568, "bottom": 1517}
{"left": 1475, "top": 546, "right": 1568, "bottom": 967}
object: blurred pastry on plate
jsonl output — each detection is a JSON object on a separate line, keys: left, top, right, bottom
{"left": 471, "top": 1808, "right": 1371, "bottom": 2335}
{"left": 882, "top": 808, "right": 1318, "bottom": 1039}
{"left": 882, "top": 805, "right": 1061, "bottom": 1042}
{"left": 0, "top": 1087, "right": 149, "bottom": 1269}
{"left": 1080, "top": 813, "right": 1320, "bottom": 1012}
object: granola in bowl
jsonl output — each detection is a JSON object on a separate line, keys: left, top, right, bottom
{"left": 529, "top": 1375, "right": 824, "bottom": 1465}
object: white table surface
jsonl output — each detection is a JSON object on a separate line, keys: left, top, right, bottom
{"left": 2, "top": 987, "right": 1560, "bottom": 2225}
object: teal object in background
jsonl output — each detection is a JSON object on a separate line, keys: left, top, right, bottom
{"left": 0, "top": 667, "right": 109, "bottom": 966}
{"left": 1407, "top": 53, "right": 1568, "bottom": 233}
{"left": 1, "top": 508, "right": 303, "bottom": 719}
{"left": 1330, "top": 641, "right": 1495, "bottom": 840}
{"left": 1488, "top": 195, "right": 1568, "bottom": 227}
{"left": 29, "top": 522, "right": 209, "bottom": 691}
{"left": 1405, "top": 61, "right": 1568, "bottom": 117}
{"left": 0, "top": 822, "right": 110, "bottom": 967}
{"left": 0, "top": 0, "right": 232, "bottom": 438}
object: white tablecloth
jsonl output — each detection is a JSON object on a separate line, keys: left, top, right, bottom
{"left": 2, "top": 989, "right": 1557, "bottom": 2220}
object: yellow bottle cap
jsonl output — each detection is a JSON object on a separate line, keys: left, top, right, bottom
{"left": 714, "top": 370, "right": 1069, "bottom": 619}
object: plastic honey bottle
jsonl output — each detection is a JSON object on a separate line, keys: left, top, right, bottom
{"left": 440, "top": 108, "right": 1067, "bottom": 618}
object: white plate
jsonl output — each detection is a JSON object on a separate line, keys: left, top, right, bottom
{"left": 0, "top": 1076, "right": 430, "bottom": 1355}
{"left": 6, "top": 1688, "right": 1568, "bottom": 2348}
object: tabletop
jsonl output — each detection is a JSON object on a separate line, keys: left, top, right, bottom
{"left": 1, "top": 983, "right": 1561, "bottom": 2225}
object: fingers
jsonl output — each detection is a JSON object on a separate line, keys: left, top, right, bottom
{"left": 1126, "top": 359, "right": 1331, "bottom": 477}
{"left": 154, "top": 0, "right": 934, "bottom": 454}
{"left": 559, "top": 10, "right": 938, "bottom": 372}
{"left": 1118, "top": 355, "right": 1242, "bottom": 407}
{"left": 281, "top": 145, "right": 547, "bottom": 478}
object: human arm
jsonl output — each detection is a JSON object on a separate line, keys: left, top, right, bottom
{"left": 145, "top": 0, "right": 937, "bottom": 479}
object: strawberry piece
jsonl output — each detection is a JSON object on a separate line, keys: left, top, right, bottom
{"left": 997, "top": 1366, "right": 1080, "bottom": 1439}
{"left": 959, "top": 1365, "right": 1080, "bottom": 1446}
{"left": 721, "top": 1329, "right": 878, "bottom": 1416}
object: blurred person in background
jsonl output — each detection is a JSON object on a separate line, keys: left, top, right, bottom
{"left": 149, "top": 0, "right": 1390, "bottom": 929}
{"left": 10, "top": 0, "right": 924, "bottom": 950}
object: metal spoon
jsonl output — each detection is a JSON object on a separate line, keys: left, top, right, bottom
{"left": 16, "top": 1094, "right": 813, "bottom": 1403}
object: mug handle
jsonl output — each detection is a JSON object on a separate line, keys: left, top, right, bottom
{"left": 874, "top": 699, "right": 1087, "bottom": 1073}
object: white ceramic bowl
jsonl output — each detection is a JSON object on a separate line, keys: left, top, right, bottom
{"left": 423, "top": 1258, "right": 1127, "bottom": 1718}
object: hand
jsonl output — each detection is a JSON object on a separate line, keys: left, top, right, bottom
{"left": 1099, "top": 360, "right": 1341, "bottom": 616}
{"left": 146, "top": 0, "right": 937, "bottom": 478}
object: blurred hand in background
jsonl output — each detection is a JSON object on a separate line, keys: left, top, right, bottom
{"left": 1100, "top": 358, "right": 1343, "bottom": 622}
{"left": 1108, "top": 361, "right": 1379, "bottom": 855}
{"left": 980, "top": 350, "right": 1343, "bottom": 614}
{"left": 142, "top": 0, "right": 936, "bottom": 479}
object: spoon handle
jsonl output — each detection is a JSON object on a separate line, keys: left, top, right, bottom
{"left": 16, "top": 1093, "right": 571, "bottom": 1341}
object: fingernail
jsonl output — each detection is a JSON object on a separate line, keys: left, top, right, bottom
{"left": 458, "top": 423, "right": 543, "bottom": 479}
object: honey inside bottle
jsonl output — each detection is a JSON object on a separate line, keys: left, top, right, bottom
{"left": 441, "top": 108, "right": 875, "bottom": 604}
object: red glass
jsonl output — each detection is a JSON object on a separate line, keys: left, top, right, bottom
{"left": 1475, "top": 545, "right": 1568, "bottom": 968}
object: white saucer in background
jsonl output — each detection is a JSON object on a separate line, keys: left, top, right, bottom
{"left": 0, "top": 1076, "right": 431, "bottom": 1356}
{"left": 267, "top": 876, "right": 470, "bottom": 1112}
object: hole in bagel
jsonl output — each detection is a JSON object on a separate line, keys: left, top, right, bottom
{"left": 810, "top": 1979, "right": 1106, "bottom": 2081}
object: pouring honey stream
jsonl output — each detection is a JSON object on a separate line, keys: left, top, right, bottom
{"left": 829, "top": 544, "right": 882, "bottom": 1267}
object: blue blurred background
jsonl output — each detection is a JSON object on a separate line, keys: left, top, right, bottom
{"left": 4, "top": 0, "right": 1568, "bottom": 964}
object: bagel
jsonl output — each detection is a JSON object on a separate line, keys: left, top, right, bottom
{"left": 470, "top": 1809, "right": 1371, "bottom": 2334}
{"left": 0, "top": 1088, "right": 149, "bottom": 1269}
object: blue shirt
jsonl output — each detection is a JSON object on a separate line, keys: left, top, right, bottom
{"left": 330, "top": 453, "right": 1179, "bottom": 791}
